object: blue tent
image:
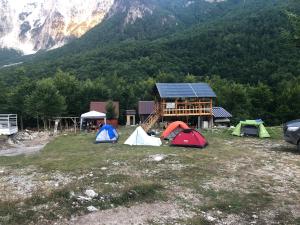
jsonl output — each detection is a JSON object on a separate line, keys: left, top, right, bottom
{"left": 95, "top": 125, "right": 119, "bottom": 143}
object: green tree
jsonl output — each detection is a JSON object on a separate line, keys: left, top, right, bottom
{"left": 275, "top": 77, "right": 300, "bottom": 123}
{"left": 105, "top": 100, "right": 116, "bottom": 119}
{"left": 287, "top": 12, "right": 300, "bottom": 47}
{"left": 8, "top": 77, "right": 36, "bottom": 129}
{"left": 0, "top": 80, "right": 8, "bottom": 113}
{"left": 183, "top": 74, "right": 198, "bottom": 83}
{"left": 53, "top": 70, "right": 81, "bottom": 116}
{"left": 25, "top": 78, "right": 66, "bottom": 129}
{"left": 248, "top": 83, "right": 274, "bottom": 123}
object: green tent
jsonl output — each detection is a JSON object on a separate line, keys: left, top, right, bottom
{"left": 232, "top": 120, "right": 270, "bottom": 138}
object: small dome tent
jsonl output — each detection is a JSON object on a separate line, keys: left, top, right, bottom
{"left": 95, "top": 125, "right": 118, "bottom": 143}
{"left": 161, "top": 121, "right": 190, "bottom": 139}
{"left": 124, "top": 126, "right": 162, "bottom": 146}
{"left": 232, "top": 120, "right": 270, "bottom": 138}
{"left": 171, "top": 129, "right": 208, "bottom": 148}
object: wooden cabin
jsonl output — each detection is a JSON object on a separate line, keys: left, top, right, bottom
{"left": 141, "top": 83, "right": 217, "bottom": 131}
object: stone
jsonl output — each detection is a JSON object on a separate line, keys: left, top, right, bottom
{"left": 87, "top": 206, "right": 98, "bottom": 212}
{"left": 77, "top": 196, "right": 92, "bottom": 201}
{"left": 85, "top": 189, "right": 98, "bottom": 198}
{"left": 206, "top": 215, "right": 216, "bottom": 222}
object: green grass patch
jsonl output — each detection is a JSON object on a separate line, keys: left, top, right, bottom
{"left": 200, "top": 189, "right": 273, "bottom": 215}
{"left": 0, "top": 182, "right": 165, "bottom": 225}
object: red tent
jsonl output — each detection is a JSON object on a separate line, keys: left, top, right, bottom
{"left": 161, "top": 121, "right": 190, "bottom": 139}
{"left": 171, "top": 129, "right": 208, "bottom": 148}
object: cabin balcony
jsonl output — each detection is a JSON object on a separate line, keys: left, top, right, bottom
{"left": 159, "top": 100, "right": 212, "bottom": 117}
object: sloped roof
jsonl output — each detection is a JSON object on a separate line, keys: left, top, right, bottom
{"left": 90, "top": 101, "right": 119, "bottom": 118}
{"left": 212, "top": 107, "right": 232, "bottom": 118}
{"left": 138, "top": 101, "right": 155, "bottom": 115}
{"left": 156, "top": 83, "right": 216, "bottom": 98}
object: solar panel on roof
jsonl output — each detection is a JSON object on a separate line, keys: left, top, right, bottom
{"left": 156, "top": 83, "right": 216, "bottom": 98}
{"left": 212, "top": 107, "right": 232, "bottom": 118}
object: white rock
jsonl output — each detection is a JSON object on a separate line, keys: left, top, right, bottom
{"left": 101, "top": 167, "right": 107, "bottom": 170}
{"left": 150, "top": 154, "right": 167, "bottom": 162}
{"left": 77, "top": 196, "right": 92, "bottom": 201}
{"left": 206, "top": 215, "right": 216, "bottom": 222}
{"left": 85, "top": 189, "right": 98, "bottom": 198}
{"left": 252, "top": 215, "right": 258, "bottom": 219}
{"left": 87, "top": 206, "right": 98, "bottom": 212}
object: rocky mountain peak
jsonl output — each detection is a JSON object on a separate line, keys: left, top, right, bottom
{"left": 0, "top": 0, "right": 115, "bottom": 54}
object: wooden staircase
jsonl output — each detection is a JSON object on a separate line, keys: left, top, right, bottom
{"left": 141, "top": 104, "right": 161, "bottom": 132}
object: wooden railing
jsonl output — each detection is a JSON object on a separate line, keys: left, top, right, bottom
{"left": 141, "top": 104, "right": 161, "bottom": 132}
{"left": 160, "top": 101, "right": 212, "bottom": 116}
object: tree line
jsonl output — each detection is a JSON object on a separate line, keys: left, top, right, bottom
{"left": 0, "top": 70, "right": 299, "bottom": 129}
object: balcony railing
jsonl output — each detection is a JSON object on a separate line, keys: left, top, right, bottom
{"left": 160, "top": 101, "right": 212, "bottom": 116}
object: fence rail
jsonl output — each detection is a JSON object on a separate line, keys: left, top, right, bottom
{"left": 0, "top": 114, "right": 18, "bottom": 135}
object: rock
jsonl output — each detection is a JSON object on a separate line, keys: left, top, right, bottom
{"left": 77, "top": 196, "right": 92, "bottom": 201}
{"left": 101, "top": 167, "right": 107, "bottom": 171}
{"left": 87, "top": 206, "right": 98, "bottom": 212}
{"left": 252, "top": 214, "right": 258, "bottom": 219}
{"left": 85, "top": 189, "right": 98, "bottom": 198}
{"left": 149, "top": 154, "right": 167, "bottom": 162}
{"left": 206, "top": 215, "right": 216, "bottom": 222}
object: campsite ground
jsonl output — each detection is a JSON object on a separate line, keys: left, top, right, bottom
{"left": 0, "top": 127, "right": 300, "bottom": 225}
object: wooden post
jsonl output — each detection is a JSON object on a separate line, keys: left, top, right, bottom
{"left": 37, "top": 115, "right": 39, "bottom": 131}
{"left": 210, "top": 98, "right": 213, "bottom": 115}
{"left": 20, "top": 115, "right": 23, "bottom": 131}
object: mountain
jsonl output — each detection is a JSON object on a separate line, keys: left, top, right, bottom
{"left": 0, "top": 0, "right": 230, "bottom": 58}
{"left": 0, "top": 0, "right": 115, "bottom": 54}
{"left": 2, "top": 0, "right": 297, "bottom": 83}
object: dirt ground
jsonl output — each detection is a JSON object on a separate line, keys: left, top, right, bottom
{"left": 0, "top": 130, "right": 52, "bottom": 156}
{"left": 58, "top": 139, "right": 300, "bottom": 225}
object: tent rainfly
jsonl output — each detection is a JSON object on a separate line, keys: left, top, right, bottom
{"left": 161, "top": 121, "right": 190, "bottom": 140}
{"left": 124, "top": 126, "right": 162, "bottom": 146}
{"left": 80, "top": 111, "right": 106, "bottom": 130}
{"left": 232, "top": 120, "right": 270, "bottom": 138}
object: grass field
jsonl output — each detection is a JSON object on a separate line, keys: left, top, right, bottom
{"left": 0, "top": 126, "right": 300, "bottom": 225}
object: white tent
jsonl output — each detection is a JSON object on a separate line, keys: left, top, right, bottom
{"left": 80, "top": 111, "right": 106, "bottom": 130}
{"left": 124, "top": 126, "right": 162, "bottom": 146}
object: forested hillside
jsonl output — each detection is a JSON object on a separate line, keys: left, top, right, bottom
{"left": 0, "top": 0, "right": 299, "bottom": 127}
